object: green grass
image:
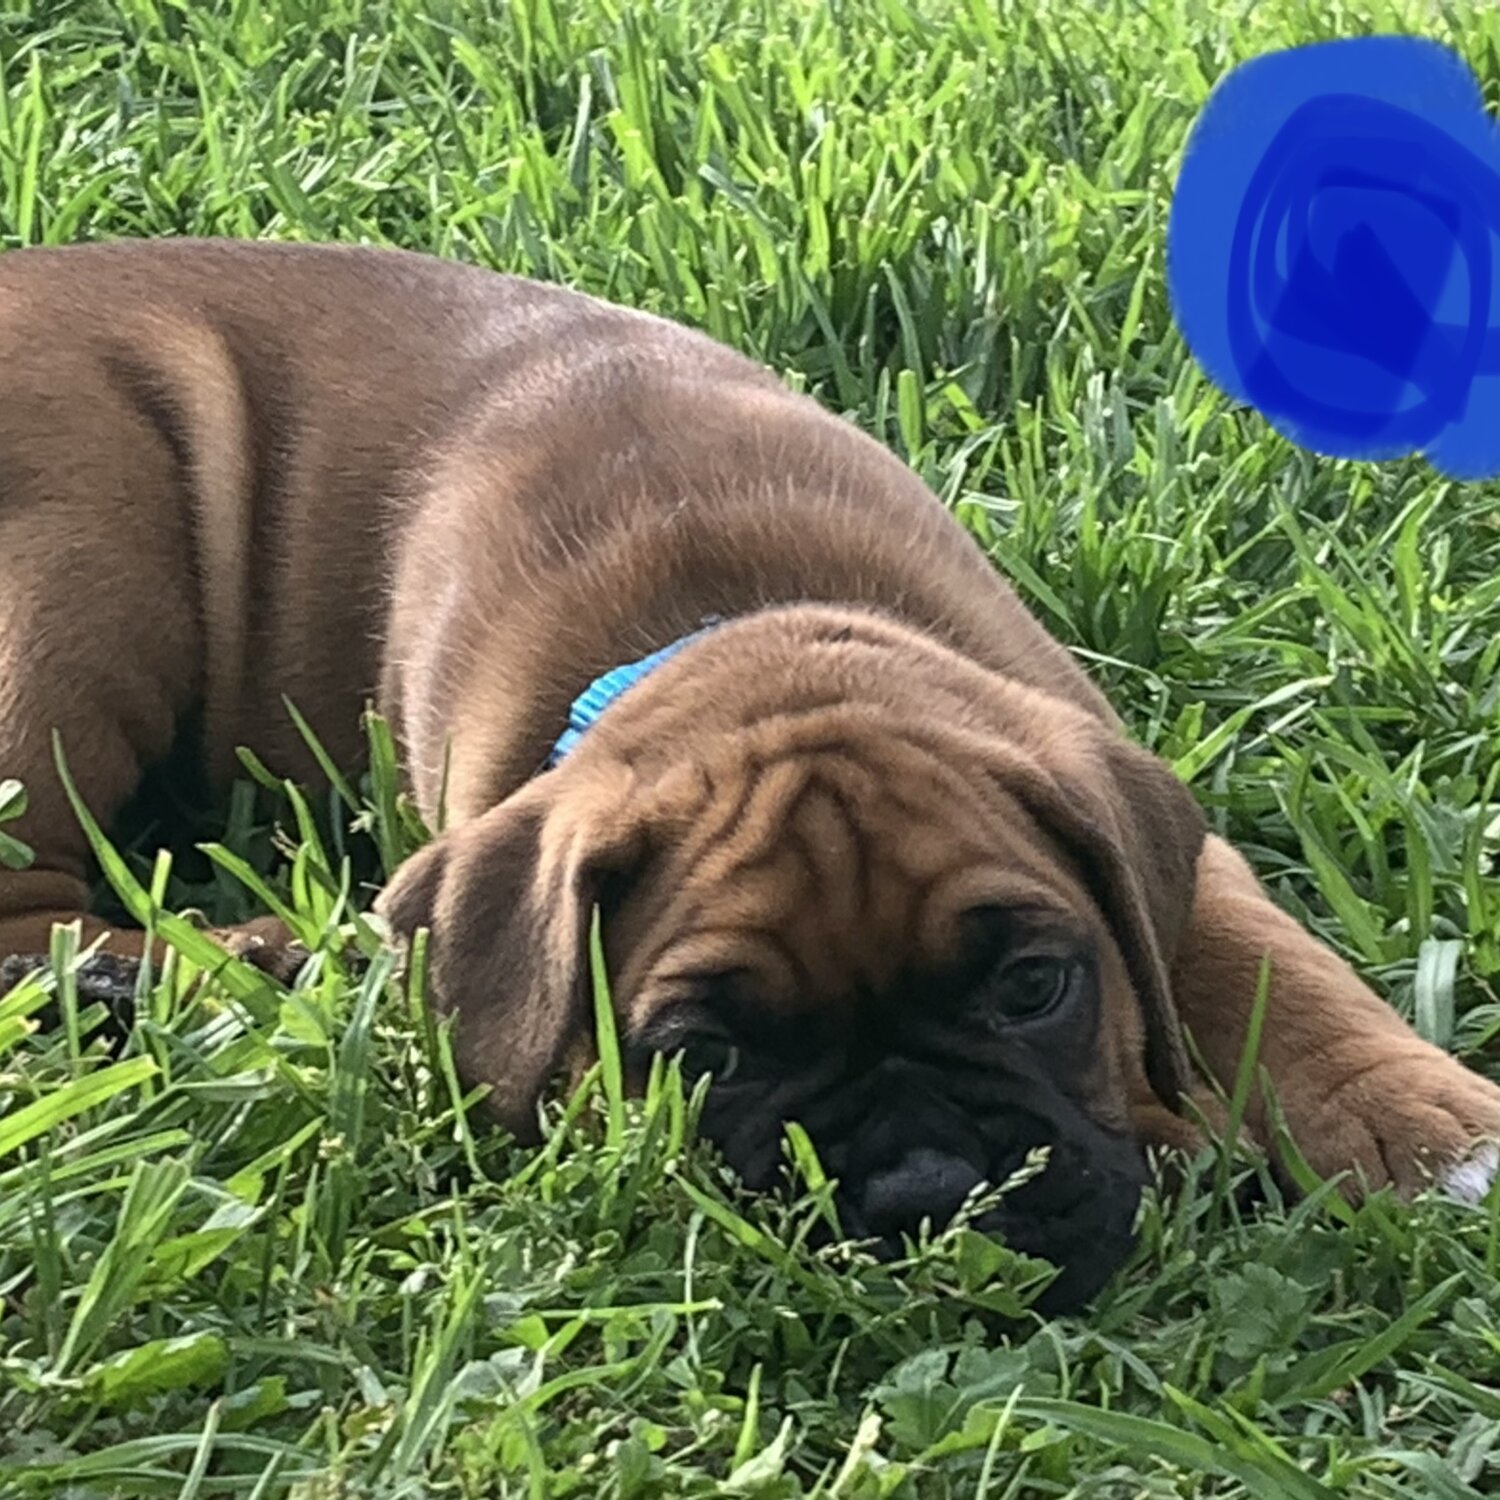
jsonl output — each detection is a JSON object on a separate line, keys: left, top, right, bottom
{"left": 4, "top": 0, "right": 1500, "bottom": 1492}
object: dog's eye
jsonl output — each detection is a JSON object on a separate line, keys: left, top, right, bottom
{"left": 674, "top": 1031, "right": 742, "bottom": 1083}
{"left": 994, "top": 956, "right": 1072, "bottom": 1022}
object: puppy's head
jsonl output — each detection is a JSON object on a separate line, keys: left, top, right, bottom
{"left": 377, "top": 607, "right": 1206, "bottom": 1311}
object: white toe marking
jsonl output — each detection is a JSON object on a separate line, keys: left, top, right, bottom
{"left": 1439, "top": 1142, "right": 1499, "bottom": 1205}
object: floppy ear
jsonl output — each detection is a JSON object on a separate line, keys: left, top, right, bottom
{"left": 374, "top": 768, "right": 647, "bottom": 1142}
{"left": 1015, "top": 733, "right": 1207, "bottom": 1111}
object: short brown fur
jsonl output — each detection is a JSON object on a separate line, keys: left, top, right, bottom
{"left": 2, "top": 239, "right": 1497, "bottom": 1207}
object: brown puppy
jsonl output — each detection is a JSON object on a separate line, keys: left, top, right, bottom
{"left": 2, "top": 239, "right": 1497, "bottom": 1307}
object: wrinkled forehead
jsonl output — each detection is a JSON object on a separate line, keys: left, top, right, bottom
{"left": 613, "top": 742, "right": 1097, "bottom": 1016}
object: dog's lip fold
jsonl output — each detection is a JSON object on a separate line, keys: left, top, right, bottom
{"left": 692, "top": 1046, "right": 1149, "bottom": 1315}
{"left": 823, "top": 1143, "right": 1145, "bottom": 1315}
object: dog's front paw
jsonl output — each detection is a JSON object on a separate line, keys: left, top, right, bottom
{"left": 1281, "top": 1049, "right": 1500, "bottom": 1205}
{"left": 1440, "top": 1140, "right": 1500, "bottom": 1205}
{"left": 211, "top": 916, "right": 311, "bottom": 986}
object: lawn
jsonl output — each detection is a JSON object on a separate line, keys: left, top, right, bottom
{"left": 4, "top": 0, "right": 1500, "bottom": 1494}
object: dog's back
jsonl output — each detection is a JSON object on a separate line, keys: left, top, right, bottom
{"left": 0, "top": 240, "right": 777, "bottom": 776}
{"left": 0, "top": 239, "right": 1099, "bottom": 881}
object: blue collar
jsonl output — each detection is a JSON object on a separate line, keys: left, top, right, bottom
{"left": 548, "top": 618, "right": 722, "bottom": 767}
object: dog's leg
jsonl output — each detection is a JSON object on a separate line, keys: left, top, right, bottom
{"left": 0, "top": 330, "right": 321, "bottom": 1004}
{"left": 0, "top": 348, "right": 207, "bottom": 976}
{"left": 1170, "top": 833, "right": 1500, "bottom": 1201}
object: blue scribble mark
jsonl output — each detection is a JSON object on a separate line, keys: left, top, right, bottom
{"left": 1167, "top": 36, "right": 1500, "bottom": 479}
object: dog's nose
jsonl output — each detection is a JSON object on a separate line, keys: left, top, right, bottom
{"left": 858, "top": 1148, "right": 986, "bottom": 1237}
